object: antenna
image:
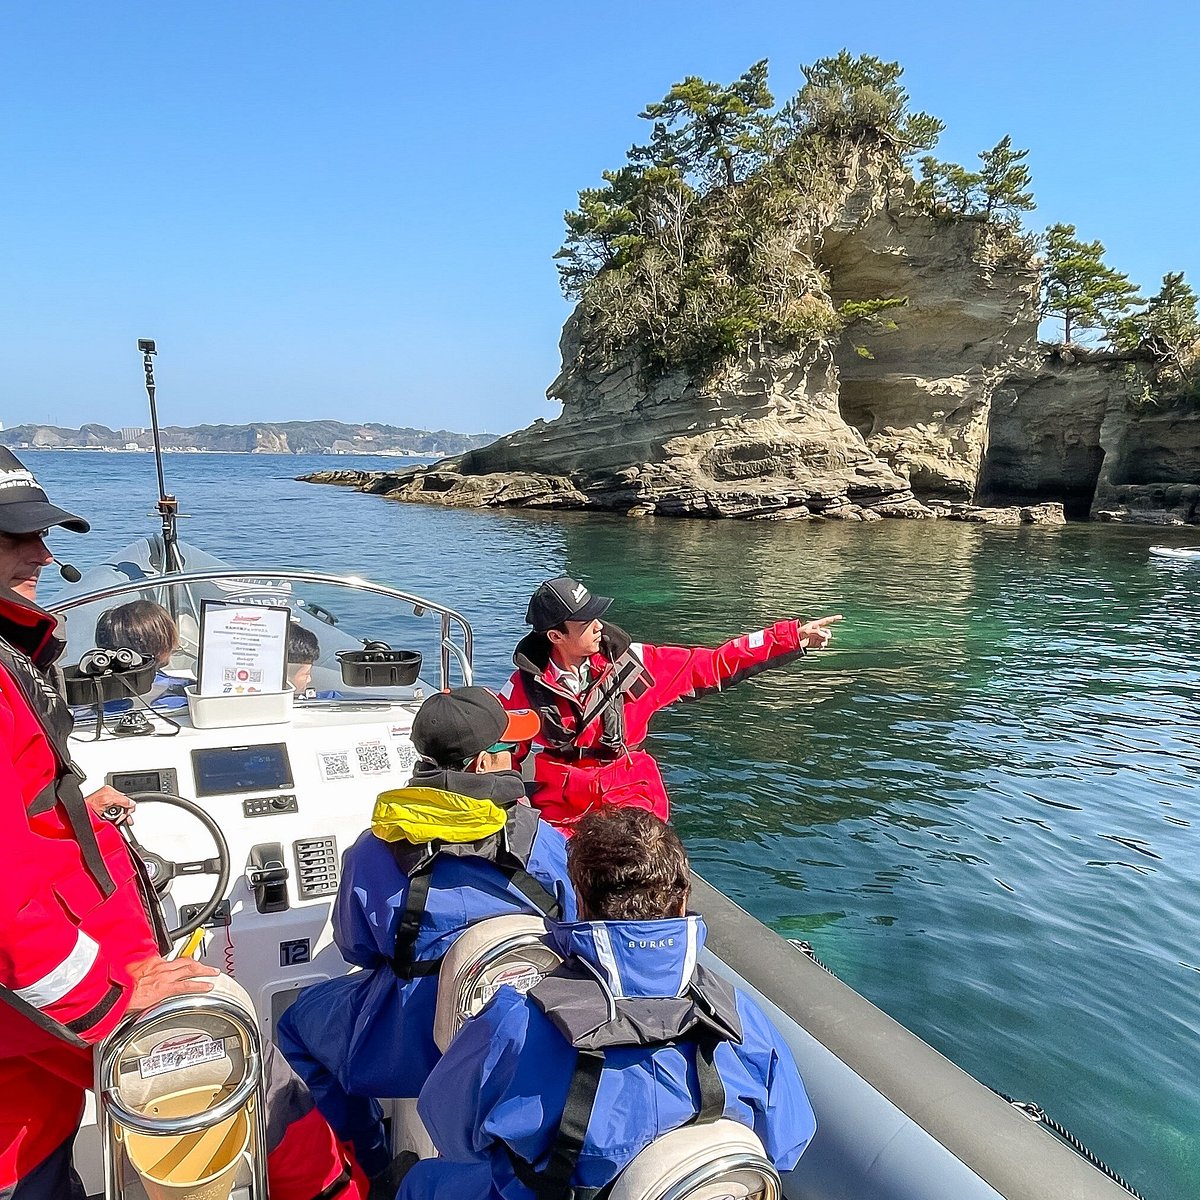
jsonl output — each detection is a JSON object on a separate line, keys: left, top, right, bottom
{"left": 137, "top": 338, "right": 182, "bottom": 574}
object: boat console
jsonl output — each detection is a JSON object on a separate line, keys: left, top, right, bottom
{"left": 52, "top": 563, "right": 466, "bottom": 1037}
{"left": 75, "top": 702, "right": 423, "bottom": 1024}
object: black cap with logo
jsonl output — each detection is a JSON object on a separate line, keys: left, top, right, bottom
{"left": 524, "top": 576, "right": 612, "bottom": 632}
{"left": 0, "top": 448, "right": 90, "bottom": 536}
{"left": 411, "top": 686, "right": 541, "bottom": 766}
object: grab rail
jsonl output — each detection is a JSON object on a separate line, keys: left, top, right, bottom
{"left": 49, "top": 566, "right": 474, "bottom": 691}
{"left": 94, "top": 991, "right": 269, "bottom": 1199}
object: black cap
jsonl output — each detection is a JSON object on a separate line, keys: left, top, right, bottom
{"left": 525, "top": 576, "right": 612, "bottom": 632}
{"left": 410, "top": 686, "right": 541, "bottom": 766}
{"left": 0, "top": 449, "right": 90, "bottom": 536}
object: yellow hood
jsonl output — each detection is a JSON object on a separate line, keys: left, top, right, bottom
{"left": 371, "top": 785, "right": 507, "bottom": 844}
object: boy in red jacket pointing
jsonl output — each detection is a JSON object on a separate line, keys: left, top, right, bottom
{"left": 501, "top": 576, "right": 840, "bottom": 830}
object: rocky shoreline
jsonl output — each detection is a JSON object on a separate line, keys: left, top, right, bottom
{"left": 301, "top": 466, "right": 1069, "bottom": 526}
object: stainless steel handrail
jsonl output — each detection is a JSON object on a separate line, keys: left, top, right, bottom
{"left": 441, "top": 636, "right": 473, "bottom": 687}
{"left": 658, "top": 1154, "right": 781, "bottom": 1200}
{"left": 95, "top": 991, "right": 269, "bottom": 1198}
{"left": 49, "top": 566, "right": 474, "bottom": 691}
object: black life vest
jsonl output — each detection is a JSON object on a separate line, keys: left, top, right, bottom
{"left": 514, "top": 624, "right": 653, "bottom": 761}
{"left": 507, "top": 960, "right": 744, "bottom": 1200}
{"left": 386, "top": 796, "right": 562, "bottom": 980}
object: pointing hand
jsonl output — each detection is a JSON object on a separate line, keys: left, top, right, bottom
{"left": 800, "top": 614, "right": 843, "bottom": 650}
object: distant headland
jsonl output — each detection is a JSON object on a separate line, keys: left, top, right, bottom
{"left": 0, "top": 420, "right": 498, "bottom": 457}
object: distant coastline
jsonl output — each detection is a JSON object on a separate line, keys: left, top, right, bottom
{"left": 0, "top": 419, "right": 497, "bottom": 457}
{"left": 10, "top": 445, "right": 435, "bottom": 457}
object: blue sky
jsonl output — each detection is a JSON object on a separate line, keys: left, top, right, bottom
{"left": 1, "top": 1, "right": 1196, "bottom": 435}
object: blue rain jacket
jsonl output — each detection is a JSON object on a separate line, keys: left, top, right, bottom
{"left": 278, "top": 765, "right": 574, "bottom": 1105}
{"left": 400, "top": 915, "right": 816, "bottom": 1200}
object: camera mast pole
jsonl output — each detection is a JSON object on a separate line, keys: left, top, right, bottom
{"left": 138, "top": 339, "right": 182, "bottom": 575}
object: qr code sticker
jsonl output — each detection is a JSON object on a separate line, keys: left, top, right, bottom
{"left": 355, "top": 741, "right": 391, "bottom": 776}
{"left": 393, "top": 743, "right": 418, "bottom": 773}
{"left": 318, "top": 750, "right": 353, "bottom": 781}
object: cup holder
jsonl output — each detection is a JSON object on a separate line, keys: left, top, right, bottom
{"left": 337, "top": 648, "right": 422, "bottom": 688}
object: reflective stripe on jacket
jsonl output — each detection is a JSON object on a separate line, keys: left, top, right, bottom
{"left": 0, "top": 590, "right": 160, "bottom": 1183}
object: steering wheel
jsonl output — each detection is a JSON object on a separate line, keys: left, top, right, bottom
{"left": 117, "top": 791, "right": 231, "bottom": 942}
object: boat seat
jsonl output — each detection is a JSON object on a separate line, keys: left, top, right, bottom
{"left": 432, "top": 914, "right": 563, "bottom": 1052}
{"left": 608, "top": 1118, "right": 782, "bottom": 1200}
{"left": 113, "top": 972, "right": 257, "bottom": 1113}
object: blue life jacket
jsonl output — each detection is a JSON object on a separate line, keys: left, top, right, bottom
{"left": 287, "top": 765, "right": 575, "bottom": 1099}
{"left": 404, "top": 916, "right": 816, "bottom": 1200}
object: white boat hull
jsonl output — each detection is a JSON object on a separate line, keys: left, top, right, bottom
{"left": 1149, "top": 545, "right": 1200, "bottom": 562}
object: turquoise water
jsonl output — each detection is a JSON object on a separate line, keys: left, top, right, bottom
{"left": 28, "top": 449, "right": 1200, "bottom": 1198}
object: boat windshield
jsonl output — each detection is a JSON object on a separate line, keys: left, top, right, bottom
{"left": 48, "top": 566, "right": 472, "bottom": 706}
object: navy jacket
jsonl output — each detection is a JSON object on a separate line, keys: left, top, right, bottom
{"left": 282, "top": 765, "right": 574, "bottom": 1099}
{"left": 400, "top": 915, "right": 816, "bottom": 1200}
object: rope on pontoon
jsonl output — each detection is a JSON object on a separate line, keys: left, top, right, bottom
{"left": 995, "top": 1093, "right": 1145, "bottom": 1199}
{"left": 787, "top": 939, "right": 836, "bottom": 975}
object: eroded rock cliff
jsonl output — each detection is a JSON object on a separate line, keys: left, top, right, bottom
{"left": 352, "top": 292, "right": 933, "bottom": 518}
{"left": 979, "top": 349, "right": 1199, "bottom": 524}
{"left": 826, "top": 189, "right": 1039, "bottom": 498}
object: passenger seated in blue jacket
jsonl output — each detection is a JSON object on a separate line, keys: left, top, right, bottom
{"left": 397, "top": 807, "right": 817, "bottom": 1200}
{"left": 276, "top": 686, "right": 576, "bottom": 1182}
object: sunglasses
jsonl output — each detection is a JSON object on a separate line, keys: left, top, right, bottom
{"left": 0, "top": 529, "right": 50, "bottom": 544}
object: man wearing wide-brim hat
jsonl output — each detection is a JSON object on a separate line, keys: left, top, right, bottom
{"left": 502, "top": 575, "right": 842, "bottom": 830}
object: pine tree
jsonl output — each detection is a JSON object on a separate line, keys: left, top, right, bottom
{"left": 553, "top": 53, "right": 942, "bottom": 379}
{"left": 1111, "top": 272, "right": 1200, "bottom": 387}
{"left": 784, "top": 51, "right": 943, "bottom": 156}
{"left": 919, "top": 136, "right": 1034, "bottom": 224}
{"left": 977, "top": 136, "right": 1035, "bottom": 222}
{"left": 919, "top": 156, "right": 981, "bottom": 214}
{"left": 637, "top": 60, "right": 774, "bottom": 188}
{"left": 1112, "top": 272, "right": 1199, "bottom": 353}
{"left": 1041, "top": 223, "right": 1141, "bottom": 345}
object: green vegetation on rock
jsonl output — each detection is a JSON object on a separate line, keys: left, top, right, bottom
{"left": 557, "top": 49, "right": 1197, "bottom": 417}
{"left": 919, "top": 135, "right": 1036, "bottom": 225}
{"left": 555, "top": 53, "right": 948, "bottom": 381}
{"left": 1111, "top": 271, "right": 1200, "bottom": 397}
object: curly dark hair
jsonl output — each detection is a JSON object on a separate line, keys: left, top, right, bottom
{"left": 568, "top": 807, "right": 690, "bottom": 921}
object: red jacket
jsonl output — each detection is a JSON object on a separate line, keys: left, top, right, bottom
{"left": 0, "top": 589, "right": 366, "bottom": 1197}
{"left": 0, "top": 591, "right": 160, "bottom": 1183}
{"left": 502, "top": 620, "right": 807, "bottom": 828}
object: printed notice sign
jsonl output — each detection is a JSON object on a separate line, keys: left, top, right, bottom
{"left": 138, "top": 1033, "right": 228, "bottom": 1079}
{"left": 197, "top": 599, "right": 290, "bottom": 696}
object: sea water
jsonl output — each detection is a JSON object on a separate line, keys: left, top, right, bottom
{"left": 29, "top": 449, "right": 1200, "bottom": 1199}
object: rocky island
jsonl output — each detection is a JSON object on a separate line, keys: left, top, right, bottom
{"left": 303, "top": 55, "right": 1198, "bottom": 525}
